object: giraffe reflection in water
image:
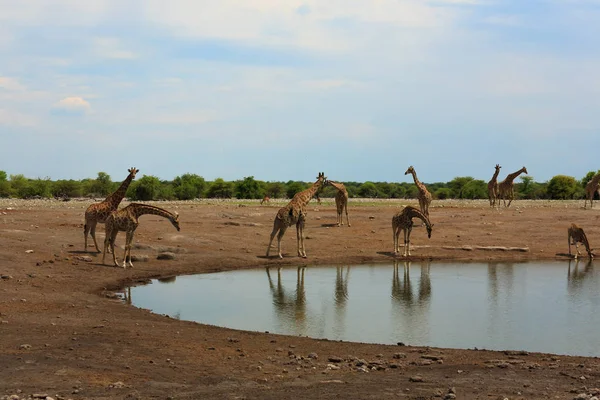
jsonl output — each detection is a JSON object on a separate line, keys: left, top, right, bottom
{"left": 391, "top": 260, "right": 431, "bottom": 307}
{"left": 487, "top": 262, "right": 515, "bottom": 304}
{"left": 265, "top": 266, "right": 308, "bottom": 333}
{"left": 567, "top": 259, "right": 595, "bottom": 294}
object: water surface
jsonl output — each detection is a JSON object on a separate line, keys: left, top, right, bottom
{"left": 127, "top": 260, "right": 600, "bottom": 357}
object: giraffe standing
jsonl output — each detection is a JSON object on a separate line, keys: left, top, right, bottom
{"left": 584, "top": 173, "right": 600, "bottom": 209}
{"left": 327, "top": 180, "right": 350, "bottom": 227}
{"left": 487, "top": 164, "right": 502, "bottom": 207}
{"left": 266, "top": 172, "right": 326, "bottom": 259}
{"left": 497, "top": 166, "right": 528, "bottom": 207}
{"left": 84, "top": 167, "right": 139, "bottom": 253}
{"left": 102, "top": 203, "right": 180, "bottom": 268}
{"left": 260, "top": 196, "right": 270, "bottom": 205}
{"left": 405, "top": 166, "right": 432, "bottom": 217}
{"left": 568, "top": 223, "right": 593, "bottom": 259}
{"left": 392, "top": 206, "right": 433, "bottom": 257}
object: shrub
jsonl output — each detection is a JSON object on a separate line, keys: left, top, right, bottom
{"left": 546, "top": 175, "right": 580, "bottom": 200}
{"left": 128, "top": 175, "right": 162, "bottom": 201}
{"left": 206, "top": 178, "right": 234, "bottom": 198}
{"left": 235, "top": 176, "right": 263, "bottom": 199}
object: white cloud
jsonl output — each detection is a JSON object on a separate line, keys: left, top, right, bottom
{"left": 0, "top": 77, "right": 25, "bottom": 91}
{"left": 52, "top": 96, "right": 91, "bottom": 115}
{"left": 93, "top": 37, "right": 137, "bottom": 60}
{"left": 0, "top": 109, "right": 37, "bottom": 127}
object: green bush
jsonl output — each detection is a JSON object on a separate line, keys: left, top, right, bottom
{"left": 265, "top": 182, "right": 286, "bottom": 198}
{"left": 90, "top": 172, "right": 112, "bottom": 196}
{"left": 285, "top": 181, "right": 307, "bottom": 199}
{"left": 52, "top": 180, "right": 83, "bottom": 198}
{"left": 434, "top": 188, "right": 452, "bottom": 200}
{"left": 206, "top": 178, "right": 234, "bottom": 198}
{"left": 128, "top": 175, "right": 162, "bottom": 201}
{"left": 173, "top": 173, "right": 206, "bottom": 199}
{"left": 235, "top": 176, "right": 263, "bottom": 199}
{"left": 546, "top": 175, "right": 580, "bottom": 199}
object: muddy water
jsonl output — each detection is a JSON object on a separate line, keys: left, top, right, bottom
{"left": 126, "top": 260, "right": 600, "bottom": 356}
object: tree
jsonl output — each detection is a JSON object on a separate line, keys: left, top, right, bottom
{"left": 358, "top": 182, "right": 381, "bottom": 198}
{"left": 173, "top": 173, "right": 206, "bottom": 200}
{"left": 235, "top": 176, "right": 263, "bottom": 199}
{"left": 91, "top": 172, "right": 112, "bottom": 196}
{"left": 52, "top": 180, "right": 83, "bottom": 198}
{"left": 448, "top": 177, "right": 475, "bottom": 199}
{"left": 206, "top": 178, "right": 234, "bottom": 198}
{"left": 434, "top": 188, "right": 452, "bottom": 200}
{"left": 129, "top": 175, "right": 162, "bottom": 201}
{"left": 265, "top": 182, "right": 286, "bottom": 198}
{"left": 546, "top": 175, "right": 580, "bottom": 200}
{"left": 285, "top": 181, "right": 307, "bottom": 199}
{"left": 461, "top": 180, "right": 487, "bottom": 199}
{"left": 0, "top": 171, "right": 10, "bottom": 197}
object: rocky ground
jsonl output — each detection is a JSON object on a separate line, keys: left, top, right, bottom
{"left": 1, "top": 198, "right": 600, "bottom": 400}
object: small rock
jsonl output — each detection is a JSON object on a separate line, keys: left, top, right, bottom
{"left": 328, "top": 356, "right": 343, "bottom": 363}
{"left": 307, "top": 352, "right": 318, "bottom": 359}
{"left": 75, "top": 256, "right": 93, "bottom": 262}
{"left": 19, "top": 344, "right": 32, "bottom": 350}
{"left": 25, "top": 250, "right": 34, "bottom": 254}
{"left": 157, "top": 252, "right": 176, "bottom": 260}
{"left": 409, "top": 375, "right": 424, "bottom": 382}
{"left": 327, "top": 364, "right": 340, "bottom": 370}
{"left": 393, "top": 352, "right": 407, "bottom": 359}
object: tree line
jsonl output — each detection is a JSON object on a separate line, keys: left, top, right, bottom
{"left": 0, "top": 170, "right": 598, "bottom": 201}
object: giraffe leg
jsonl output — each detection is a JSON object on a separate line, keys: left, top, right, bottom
{"left": 403, "top": 228, "right": 409, "bottom": 257}
{"left": 345, "top": 203, "right": 350, "bottom": 227}
{"left": 297, "top": 216, "right": 306, "bottom": 258}
{"left": 102, "top": 226, "right": 110, "bottom": 265}
{"left": 125, "top": 231, "right": 135, "bottom": 268}
{"left": 84, "top": 220, "right": 90, "bottom": 252}
{"left": 276, "top": 226, "right": 288, "bottom": 259}
{"left": 266, "top": 223, "right": 280, "bottom": 257}
{"left": 110, "top": 230, "right": 120, "bottom": 267}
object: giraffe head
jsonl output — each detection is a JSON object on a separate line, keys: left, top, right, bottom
{"left": 521, "top": 166, "right": 528, "bottom": 174}
{"left": 169, "top": 212, "right": 181, "bottom": 231}
{"left": 317, "top": 172, "right": 326, "bottom": 184}
{"left": 426, "top": 223, "right": 434, "bottom": 239}
{"left": 404, "top": 166, "right": 415, "bottom": 176}
{"left": 495, "top": 164, "right": 501, "bottom": 171}
{"left": 128, "top": 167, "right": 140, "bottom": 179}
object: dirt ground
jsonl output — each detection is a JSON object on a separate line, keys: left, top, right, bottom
{"left": 2, "top": 198, "right": 600, "bottom": 400}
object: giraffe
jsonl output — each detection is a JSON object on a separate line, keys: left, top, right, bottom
{"left": 392, "top": 206, "right": 433, "bottom": 257}
{"left": 326, "top": 180, "right": 350, "bottom": 227}
{"left": 84, "top": 167, "right": 139, "bottom": 253}
{"left": 584, "top": 173, "right": 600, "bottom": 209}
{"left": 404, "top": 166, "right": 432, "bottom": 217}
{"left": 487, "top": 164, "right": 501, "bottom": 208}
{"left": 260, "top": 195, "right": 270, "bottom": 205}
{"left": 266, "top": 172, "right": 326, "bottom": 259}
{"left": 497, "top": 166, "right": 528, "bottom": 207}
{"left": 568, "top": 223, "right": 593, "bottom": 259}
{"left": 102, "top": 203, "right": 180, "bottom": 268}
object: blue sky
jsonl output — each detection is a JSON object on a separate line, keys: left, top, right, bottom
{"left": 1, "top": 0, "right": 600, "bottom": 184}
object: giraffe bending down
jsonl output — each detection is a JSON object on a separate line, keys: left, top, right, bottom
{"left": 405, "top": 166, "right": 432, "bottom": 217}
{"left": 568, "top": 223, "right": 593, "bottom": 259}
{"left": 102, "top": 203, "right": 180, "bottom": 268}
{"left": 497, "top": 166, "right": 528, "bottom": 207}
{"left": 392, "top": 206, "right": 433, "bottom": 257}
{"left": 327, "top": 180, "right": 350, "bottom": 227}
{"left": 266, "top": 172, "right": 326, "bottom": 259}
{"left": 260, "top": 196, "right": 270, "bottom": 205}
{"left": 84, "top": 167, "right": 139, "bottom": 253}
{"left": 487, "top": 164, "right": 501, "bottom": 207}
{"left": 584, "top": 173, "right": 600, "bottom": 209}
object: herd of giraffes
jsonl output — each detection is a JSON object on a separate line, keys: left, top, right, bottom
{"left": 83, "top": 165, "right": 600, "bottom": 266}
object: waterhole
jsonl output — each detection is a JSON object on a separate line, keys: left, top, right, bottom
{"left": 124, "top": 259, "right": 600, "bottom": 356}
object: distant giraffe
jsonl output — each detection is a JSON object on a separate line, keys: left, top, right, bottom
{"left": 392, "top": 206, "right": 433, "bottom": 257}
{"left": 102, "top": 203, "right": 180, "bottom": 268}
{"left": 84, "top": 167, "right": 139, "bottom": 253}
{"left": 487, "top": 164, "right": 502, "bottom": 207}
{"left": 584, "top": 173, "right": 600, "bottom": 209}
{"left": 568, "top": 223, "right": 593, "bottom": 259}
{"left": 260, "top": 196, "right": 270, "bottom": 205}
{"left": 266, "top": 172, "right": 326, "bottom": 259}
{"left": 497, "top": 166, "right": 528, "bottom": 207}
{"left": 327, "top": 180, "right": 350, "bottom": 227}
{"left": 405, "top": 166, "right": 432, "bottom": 217}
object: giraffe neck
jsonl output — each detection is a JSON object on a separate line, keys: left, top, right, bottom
{"left": 504, "top": 168, "right": 526, "bottom": 184}
{"left": 328, "top": 181, "right": 346, "bottom": 192}
{"left": 491, "top": 169, "right": 500, "bottom": 183}
{"left": 410, "top": 170, "right": 426, "bottom": 190}
{"left": 104, "top": 174, "right": 135, "bottom": 207}
{"left": 407, "top": 207, "right": 431, "bottom": 228}
{"left": 294, "top": 179, "right": 324, "bottom": 207}
{"left": 592, "top": 174, "right": 600, "bottom": 186}
{"left": 129, "top": 203, "right": 178, "bottom": 220}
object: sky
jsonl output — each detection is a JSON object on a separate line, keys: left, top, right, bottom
{"left": 1, "top": 0, "right": 600, "bottom": 184}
